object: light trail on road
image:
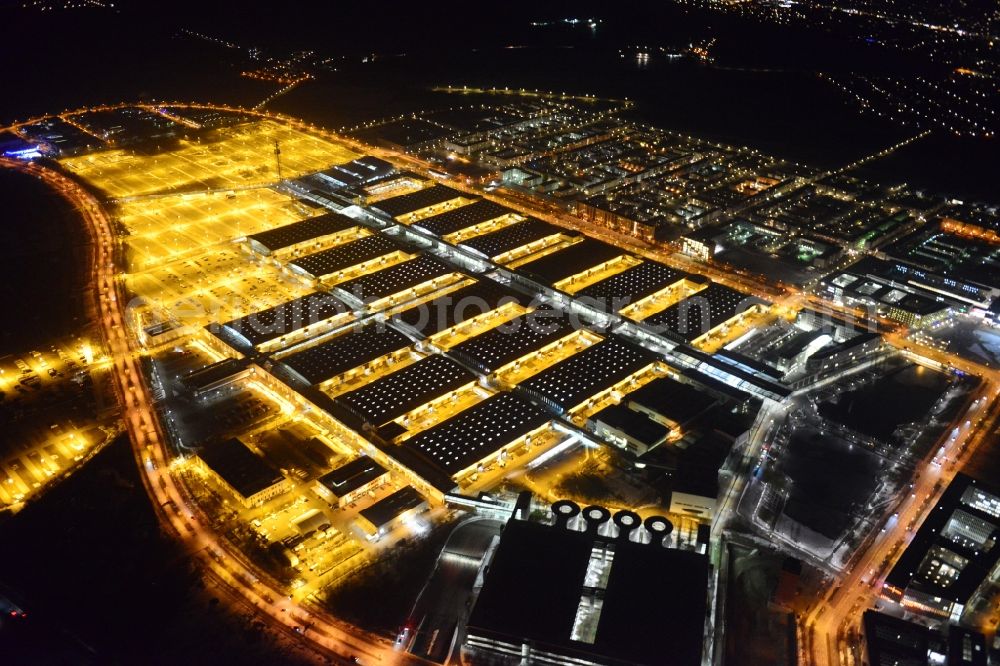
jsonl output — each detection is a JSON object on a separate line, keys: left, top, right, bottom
{"left": 0, "top": 156, "right": 426, "bottom": 666}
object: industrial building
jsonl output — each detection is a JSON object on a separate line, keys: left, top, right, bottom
{"left": 355, "top": 486, "right": 428, "bottom": 540}
{"left": 336, "top": 354, "right": 476, "bottom": 430}
{"left": 400, "top": 392, "right": 551, "bottom": 479}
{"left": 643, "top": 282, "right": 762, "bottom": 343}
{"left": 216, "top": 292, "right": 353, "bottom": 353}
{"left": 519, "top": 339, "right": 659, "bottom": 413}
{"left": 589, "top": 403, "right": 669, "bottom": 456}
{"left": 463, "top": 501, "right": 708, "bottom": 666}
{"left": 410, "top": 198, "right": 514, "bottom": 237}
{"left": 280, "top": 323, "right": 413, "bottom": 386}
{"left": 460, "top": 218, "right": 570, "bottom": 263}
{"left": 288, "top": 234, "right": 408, "bottom": 281}
{"left": 194, "top": 438, "right": 290, "bottom": 508}
{"left": 370, "top": 184, "right": 470, "bottom": 221}
{"left": 246, "top": 211, "right": 363, "bottom": 256}
{"left": 313, "top": 456, "right": 390, "bottom": 508}
{"left": 576, "top": 260, "right": 688, "bottom": 312}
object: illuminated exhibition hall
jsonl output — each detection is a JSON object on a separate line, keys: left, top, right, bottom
{"left": 2, "top": 2, "right": 1000, "bottom": 665}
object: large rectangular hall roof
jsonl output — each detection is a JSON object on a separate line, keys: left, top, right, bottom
{"left": 371, "top": 184, "right": 468, "bottom": 218}
{"left": 289, "top": 234, "right": 405, "bottom": 279}
{"left": 337, "top": 354, "right": 476, "bottom": 427}
{"left": 517, "top": 238, "right": 626, "bottom": 286}
{"left": 520, "top": 338, "right": 659, "bottom": 411}
{"left": 281, "top": 323, "right": 412, "bottom": 384}
{"left": 401, "top": 392, "right": 550, "bottom": 475}
{"left": 413, "top": 199, "right": 514, "bottom": 237}
{"left": 248, "top": 212, "right": 361, "bottom": 252}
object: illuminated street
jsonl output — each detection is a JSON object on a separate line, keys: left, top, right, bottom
{"left": 3, "top": 4, "right": 1000, "bottom": 664}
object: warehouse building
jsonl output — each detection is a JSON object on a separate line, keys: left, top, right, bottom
{"left": 195, "top": 438, "right": 289, "bottom": 508}
{"left": 464, "top": 501, "right": 708, "bottom": 666}
{"left": 314, "top": 456, "right": 390, "bottom": 508}
{"left": 355, "top": 486, "right": 428, "bottom": 540}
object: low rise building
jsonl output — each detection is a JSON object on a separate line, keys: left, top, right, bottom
{"left": 313, "top": 456, "right": 389, "bottom": 508}
{"left": 355, "top": 486, "right": 427, "bottom": 540}
{"left": 589, "top": 403, "right": 669, "bottom": 456}
{"left": 194, "top": 438, "right": 289, "bottom": 508}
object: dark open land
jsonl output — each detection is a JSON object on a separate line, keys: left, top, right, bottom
{"left": 818, "top": 364, "right": 951, "bottom": 442}
{"left": 781, "top": 427, "right": 883, "bottom": 540}
{"left": 0, "top": 435, "right": 316, "bottom": 665}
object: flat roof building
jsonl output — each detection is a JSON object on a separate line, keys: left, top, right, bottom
{"left": 464, "top": 502, "right": 709, "bottom": 666}
{"left": 517, "top": 238, "right": 626, "bottom": 287}
{"left": 861, "top": 610, "right": 932, "bottom": 666}
{"left": 370, "top": 184, "right": 468, "bottom": 219}
{"left": 519, "top": 339, "right": 659, "bottom": 413}
{"left": 218, "top": 292, "right": 352, "bottom": 353}
{"left": 356, "top": 486, "right": 427, "bottom": 540}
{"left": 623, "top": 374, "right": 719, "bottom": 433}
{"left": 590, "top": 403, "right": 669, "bottom": 456}
{"left": 333, "top": 255, "right": 458, "bottom": 307}
{"left": 412, "top": 199, "right": 514, "bottom": 237}
{"left": 643, "top": 283, "right": 761, "bottom": 343}
{"left": 195, "top": 438, "right": 289, "bottom": 508}
{"left": 401, "top": 392, "right": 551, "bottom": 478}
{"left": 883, "top": 474, "right": 1000, "bottom": 622}
{"left": 314, "top": 456, "right": 389, "bottom": 508}
{"left": 391, "top": 280, "right": 524, "bottom": 338}
{"left": 576, "top": 260, "right": 688, "bottom": 311}
{"left": 337, "top": 354, "right": 476, "bottom": 429}
{"left": 280, "top": 323, "right": 413, "bottom": 385}
{"left": 288, "top": 234, "right": 407, "bottom": 280}
{"left": 246, "top": 212, "right": 361, "bottom": 255}
{"left": 460, "top": 218, "right": 568, "bottom": 261}
{"left": 450, "top": 309, "right": 575, "bottom": 374}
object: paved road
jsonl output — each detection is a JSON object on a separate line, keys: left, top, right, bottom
{"left": 403, "top": 519, "right": 502, "bottom": 664}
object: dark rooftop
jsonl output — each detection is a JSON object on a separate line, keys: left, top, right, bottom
{"left": 247, "top": 212, "right": 360, "bottom": 252}
{"left": 862, "top": 610, "right": 929, "bottom": 666}
{"left": 517, "top": 238, "right": 626, "bottom": 286}
{"left": 316, "top": 156, "right": 395, "bottom": 190}
{"left": 289, "top": 234, "right": 405, "bottom": 279}
{"left": 460, "top": 217, "right": 567, "bottom": 259}
{"left": 643, "top": 283, "right": 757, "bottom": 342}
{"left": 520, "top": 339, "right": 659, "bottom": 411}
{"left": 197, "top": 438, "right": 284, "bottom": 500}
{"left": 358, "top": 486, "right": 425, "bottom": 529}
{"left": 467, "top": 516, "right": 707, "bottom": 666}
{"left": 370, "top": 184, "right": 468, "bottom": 219}
{"left": 449, "top": 309, "right": 575, "bottom": 373}
{"left": 281, "top": 323, "right": 412, "bottom": 385}
{"left": 391, "top": 280, "right": 524, "bottom": 337}
{"left": 316, "top": 456, "right": 387, "bottom": 501}
{"left": 337, "top": 355, "right": 475, "bottom": 427}
{"left": 885, "top": 474, "right": 1000, "bottom": 606}
{"left": 402, "top": 392, "right": 550, "bottom": 475}
{"left": 221, "top": 292, "right": 351, "bottom": 347}
{"left": 576, "top": 260, "right": 687, "bottom": 309}
{"left": 334, "top": 255, "right": 457, "bottom": 303}
{"left": 412, "top": 199, "right": 513, "bottom": 237}
{"left": 624, "top": 375, "right": 718, "bottom": 427}
{"left": 592, "top": 403, "right": 669, "bottom": 448}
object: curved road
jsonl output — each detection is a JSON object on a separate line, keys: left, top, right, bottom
{"left": 0, "top": 156, "right": 425, "bottom": 666}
